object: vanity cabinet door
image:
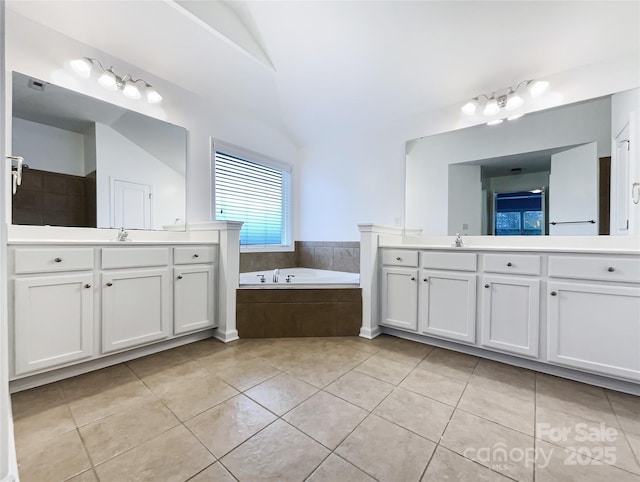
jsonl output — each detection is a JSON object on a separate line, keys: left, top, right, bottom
{"left": 547, "top": 281, "right": 640, "bottom": 381}
{"left": 418, "top": 270, "right": 476, "bottom": 343}
{"left": 480, "top": 275, "right": 540, "bottom": 357}
{"left": 14, "top": 274, "right": 94, "bottom": 375}
{"left": 380, "top": 267, "right": 419, "bottom": 331}
{"left": 102, "top": 269, "right": 171, "bottom": 353}
{"left": 174, "top": 265, "right": 216, "bottom": 335}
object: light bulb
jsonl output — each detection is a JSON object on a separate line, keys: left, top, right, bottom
{"left": 483, "top": 98, "right": 500, "bottom": 116}
{"left": 507, "top": 113, "right": 524, "bottom": 121}
{"left": 461, "top": 99, "right": 477, "bottom": 116}
{"left": 122, "top": 80, "right": 141, "bottom": 99}
{"left": 528, "top": 80, "right": 549, "bottom": 98}
{"left": 505, "top": 93, "right": 523, "bottom": 110}
{"left": 145, "top": 85, "right": 162, "bottom": 104}
{"left": 70, "top": 58, "right": 92, "bottom": 78}
{"left": 487, "top": 118, "right": 503, "bottom": 126}
{"left": 98, "top": 70, "right": 118, "bottom": 91}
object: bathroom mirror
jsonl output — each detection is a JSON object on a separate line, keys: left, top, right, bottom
{"left": 405, "top": 93, "right": 624, "bottom": 236}
{"left": 11, "top": 71, "right": 187, "bottom": 231}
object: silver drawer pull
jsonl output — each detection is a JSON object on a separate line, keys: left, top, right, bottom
{"left": 550, "top": 291, "right": 557, "bottom": 296}
{"left": 484, "top": 284, "right": 490, "bottom": 288}
{"left": 106, "top": 282, "right": 113, "bottom": 287}
{"left": 410, "top": 276, "right": 416, "bottom": 281}
{"left": 193, "top": 254, "right": 199, "bottom": 258}
{"left": 607, "top": 266, "right": 615, "bottom": 272}
{"left": 84, "top": 284, "right": 92, "bottom": 289}
{"left": 507, "top": 262, "right": 512, "bottom": 267}
{"left": 396, "top": 257, "right": 401, "bottom": 261}
{"left": 54, "top": 257, "right": 62, "bottom": 263}
{"left": 423, "top": 278, "right": 428, "bottom": 282}
{"left": 177, "top": 275, "right": 183, "bottom": 280}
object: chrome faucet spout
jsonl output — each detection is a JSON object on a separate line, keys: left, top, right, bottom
{"left": 273, "top": 268, "right": 280, "bottom": 283}
{"left": 117, "top": 227, "right": 129, "bottom": 242}
{"left": 454, "top": 233, "right": 463, "bottom": 247}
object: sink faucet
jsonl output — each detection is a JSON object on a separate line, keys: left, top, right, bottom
{"left": 454, "top": 233, "right": 463, "bottom": 247}
{"left": 273, "top": 268, "right": 280, "bottom": 283}
{"left": 116, "top": 227, "right": 129, "bottom": 242}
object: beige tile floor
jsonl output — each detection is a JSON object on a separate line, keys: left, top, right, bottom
{"left": 11, "top": 335, "right": 640, "bottom": 482}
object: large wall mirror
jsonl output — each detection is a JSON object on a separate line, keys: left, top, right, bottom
{"left": 405, "top": 90, "right": 635, "bottom": 237}
{"left": 11, "top": 71, "right": 187, "bottom": 231}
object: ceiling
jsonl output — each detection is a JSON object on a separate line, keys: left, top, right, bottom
{"left": 6, "top": 1, "right": 640, "bottom": 148}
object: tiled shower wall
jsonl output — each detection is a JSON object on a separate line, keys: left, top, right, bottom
{"left": 239, "top": 241, "right": 360, "bottom": 273}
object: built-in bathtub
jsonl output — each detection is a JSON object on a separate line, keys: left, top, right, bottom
{"left": 237, "top": 268, "right": 362, "bottom": 338}
{"left": 240, "top": 267, "right": 359, "bottom": 288}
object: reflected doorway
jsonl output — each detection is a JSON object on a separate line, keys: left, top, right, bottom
{"left": 493, "top": 190, "right": 545, "bottom": 236}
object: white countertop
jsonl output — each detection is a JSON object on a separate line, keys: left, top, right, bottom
{"left": 7, "top": 240, "right": 216, "bottom": 246}
{"left": 378, "top": 242, "right": 640, "bottom": 255}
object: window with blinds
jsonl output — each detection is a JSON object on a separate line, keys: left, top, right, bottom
{"left": 214, "top": 150, "right": 291, "bottom": 248}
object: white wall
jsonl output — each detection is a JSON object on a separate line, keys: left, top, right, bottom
{"left": 407, "top": 96, "right": 612, "bottom": 235}
{"left": 447, "top": 164, "right": 481, "bottom": 236}
{"left": 488, "top": 171, "right": 550, "bottom": 194}
{"left": 95, "top": 123, "right": 185, "bottom": 229}
{"left": 5, "top": 12, "right": 299, "bottom": 228}
{"left": 12, "top": 117, "right": 87, "bottom": 176}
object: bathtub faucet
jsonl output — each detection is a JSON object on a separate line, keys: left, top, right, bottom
{"left": 273, "top": 268, "right": 280, "bottom": 283}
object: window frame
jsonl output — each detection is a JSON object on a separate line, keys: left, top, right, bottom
{"left": 211, "top": 139, "right": 293, "bottom": 253}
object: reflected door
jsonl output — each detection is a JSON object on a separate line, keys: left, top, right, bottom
{"left": 112, "top": 179, "right": 151, "bottom": 229}
{"left": 549, "top": 142, "right": 598, "bottom": 235}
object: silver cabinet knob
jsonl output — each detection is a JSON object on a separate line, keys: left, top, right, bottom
{"left": 607, "top": 266, "right": 615, "bottom": 272}
{"left": 193, "top": 254, "right": 199, "bottom": 258}
{"left": 507, "top": 262, "right": 512, "bottom": 267}
{"left": 177, "top": 275, "right": 183, "bottom": 280}
{"left": 423, "top": 278, "right": 428, "bottom": 282}
{"left": 410, "top": 276, "right": 416, "bottom": 281}
{"left": 484, "top": 284, "right": 490, "bottom": 288}
{"left": 54, "top": 257, "right": 62, "bottom": 263}
{"left": 84, "top": 284, "right": 92, "bottom": 289}
{"left": 106, "top": 282, "right": 113, "bottom": 287}
{"left": 396, "top": 257, "right": 401, "bottom": 261}
{"left": 550, "top": 291, "right": 557, "bottom": 296}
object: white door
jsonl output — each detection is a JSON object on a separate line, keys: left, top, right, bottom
{"left": 102, "top": 269, "right": 170, "bottom": 353}
{"left": 481, "top": 275, "right": 540, "bottom": 357}
{"left": 419, "top": 270, "right": 476, "bottom": 343}
{"left": 112, "top": 179, "right": 151, "bottom": 230}
{"left": 611, "top": 125, "right": 631, "bottom": 235}
{"left": 549, "top": 142, "right": 598, "bottom": 235}
{"left": 15, "top": 274, "right": 94, "bottom": 375}
{"left": 174, "top": 265, "right": 216, "bottom": 334}
{"left": 547, "top": 281, "right": 640, "bottom": 381}
{"left": 380, "top": 267, "right": 418, "bottom": 331}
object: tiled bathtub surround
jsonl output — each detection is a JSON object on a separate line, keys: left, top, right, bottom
{"left": 297, "top": 241, "right": 360, "bottom": 273}
{"left": 239, "top": 241, "right": 360, "bottom": 273}
{"left": 236, "top": 288, "right": 362, "bottom": 338}
{"left": 11, "top": 335, "right": 640, "bottom": 482}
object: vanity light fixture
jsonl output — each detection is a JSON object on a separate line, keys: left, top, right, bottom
{"left": 70, "top": 57, "right": 162, "bottom": 104}
{"left": 462, "top": 79, "right": 549, "bottom": 122}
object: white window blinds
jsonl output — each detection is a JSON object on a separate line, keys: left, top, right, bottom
{"left": 215, "top": 151, "right": 290, "bottom": 247}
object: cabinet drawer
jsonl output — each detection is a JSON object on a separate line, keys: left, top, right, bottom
{"left": 174, "top": 246, "right": 215, "bottom": 265}
{"left": 548, "top": 255, "right": 640, "bottom": 283}
{"left": 422, "top": 252, "right": 477, "bottom": 272}
{"left": 14, "top": 247, "right": 94, "bottom": 274}
{"left": 102, "top": 247, "right": 169, "bottom": 269}
{"left": 483, "top": 254, "right": 541, "bottom": 276}
{"left": 381, "top": 249, "right": 419, "bottom": 267}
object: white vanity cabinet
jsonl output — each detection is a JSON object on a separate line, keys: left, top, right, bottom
{"left": 546, "top": 255, "right": 640, "bottom": 381}
{"left": 173, "top": 246, "right": 217, "bottom": 335}
{"left": 101, "top": 247, "right": 172, "bottom": 353}
{"left": 380, "top": 250, "right": 419, "bottom": 331}
{"left": 480, "top": 254, "right": 541, "bottom": 357}
{"left": 12, "top": 248, "right": 95, "bottom": 376}
{"left": 419, "top": 252, "right": 477, "bottom": 343}
{"left": 9, "top": 243, "right": 218, "bottom": 380}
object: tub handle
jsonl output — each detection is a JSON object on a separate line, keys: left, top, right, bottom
{"left": 256, "top": 274, "right": 266, "bottom": 283}
{"left": 286, "top": 274, "right": 295, "bottom": 283}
